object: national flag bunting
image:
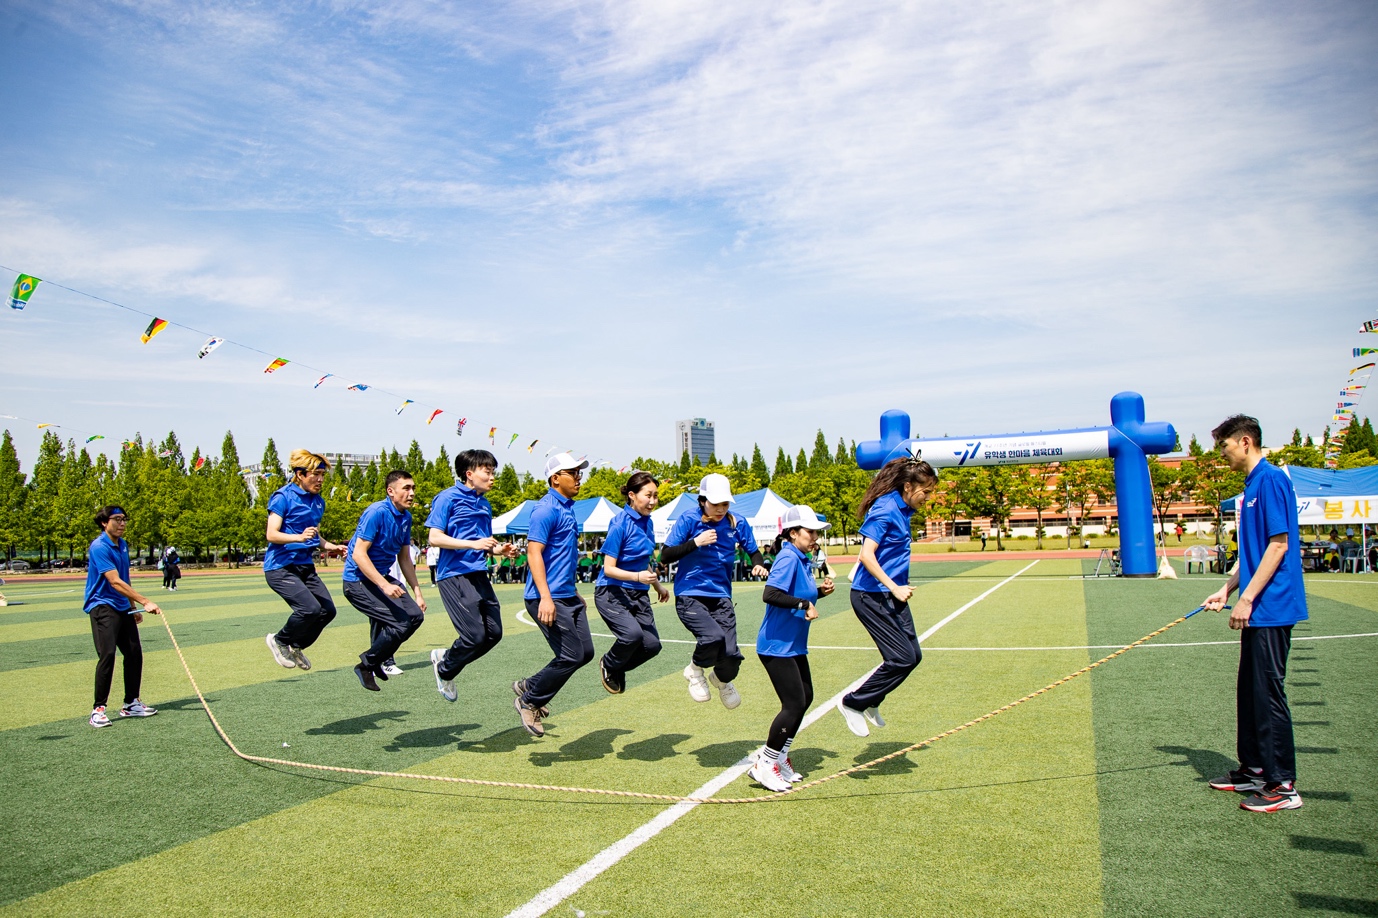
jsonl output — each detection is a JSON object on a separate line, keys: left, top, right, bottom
{"left": 527, "top": 439, "right": 539, "bottom": 453}
{"left": 427, "top": 409, "right": 443, "bottom": 425}
{"left": 348, "top": 383, "right": 369, "bottom": 392}
{"left": 264, "top": 358, "right": 289, "bottom": 374}
{"left": 141, "top": 317, "right": 169, "bottom": 343}
{"left": 396, "top": 399, "right": 413, "bottom": 415}
{"left": 1355, "top": 348, "right": 1378, "bottom": 358}
{"left": 508, "top": 433, "right": 519, "bottom": 448}
{"left": 456, "top": 418, "right": 467, "bottom": 437}
{"left": 198, "top": 336, "right": 225, "bottom": 359}
{"left": 1350, "top": 363, "right": 1375, "bottom": 376}
{"left": 194, "top": 456, "right": 207, "bottom": 471}
{"left": 8, "top": 273, "right": 40, "bottom": 310}
{"left": 86, "top": 435, "right": 104, "bottom": 443}
{"left": 314, "top": 374, "right": 332, "bottom": 388}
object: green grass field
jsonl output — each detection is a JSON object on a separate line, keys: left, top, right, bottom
{"left": 1, "top": 560, "right": 1374, "bottom": 916}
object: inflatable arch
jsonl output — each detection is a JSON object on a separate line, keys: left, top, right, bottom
{"left": 856, "top": 392, "right": 1176, "bottom": 577}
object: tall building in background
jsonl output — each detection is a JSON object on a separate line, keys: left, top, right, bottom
{"left": 675, "top": 418, "right": 715, "bottom": 464}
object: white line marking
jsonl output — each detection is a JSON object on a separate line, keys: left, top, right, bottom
{"left": 504, "top": 560, "right": 1039, "bottom": 918}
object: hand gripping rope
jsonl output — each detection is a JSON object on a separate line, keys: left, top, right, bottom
{"left": 157, "top": 605, "right": 1218, "bottom": 805}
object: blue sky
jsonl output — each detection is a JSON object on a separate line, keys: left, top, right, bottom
{"left": 2, "top": 0, "right": 1376, "bottom": 474}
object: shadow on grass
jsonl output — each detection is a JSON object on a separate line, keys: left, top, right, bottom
{"left": 530, "top": 729, "right": 635, "bottom": 768}
{"left": 1291, "top": 892, "right": 1378, "bottom": 915}
{"left": 454, "top": 727, "right": 531, "bottom": 755}
{"left": 847, "top": 742, "right": 923, "bottom": 780}
{"left": 306, "top": 710, "right": 408, "bottom": 735}
{"left": 790, "top": 746, "right": 840, "bottom": 774}
{"left": 1156, "top": 745, "right": 1232, "bottom": 783}
{"left": 384, "top": 723, "right": 482, "bottom": 752}
{"left": 689, "top": 739, "right": 760, "bottom": 768}
{"left": 617, "top": 733, "right": 692, "bottom": 762}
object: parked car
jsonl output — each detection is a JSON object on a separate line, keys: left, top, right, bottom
{"left": 3, "top": 560, "right": 31, "bottom": 572}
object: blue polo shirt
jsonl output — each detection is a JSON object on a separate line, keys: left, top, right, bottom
{"left": 596, "top": 504, "right": 656, "bottom": 590}
{"left": 525, "top": 489, "right": 580, "bottom": 600}
{"left": 665, "top": 510, "right": 759, "bottom": 598}
{"left": 84, "top": 534, "right": 132, "bottom": 614}
{"left": 342, "top": 499, "right": 413, "bottom": 583}
{"left": 425, "top": 484, "right": 494, "bottom": 580}
{"left": 1238, "top": 460, "right": 1308, "bottom": 627}
{"left": 263, "top": 483, "right": 325, "bottom": 571}
{"left": 853, "top": 491, "right": 914, "bottom": 593}
{"left": 757, "top": 542, "right": 818, "bottom": 657}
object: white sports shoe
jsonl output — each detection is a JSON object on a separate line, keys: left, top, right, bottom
{"left": 777, "top": 756, "right": 803, "bottom": 783}
{"left": 683, "top": 664, "right": 711, "bottom": 703}
{"left": 838, "top": 700, "right": 870, "bottom": 737}
{"left": 381, "top": 661, "right": 404, "bottom": 677}
{"left": 120, "top": 699, "right": 158, "bottom": 717}
{"left": 708, "top": 673, "right": 741, "bottom": 710}
{"left": 431, "top": 649, "right": 457, "bottom": 702}
{"left": 266, "top": 633, "right": 296, "bottom": 668}
{"left": 750, "top": 757, "right": 792, "bottom": 793}
{"left": 864, "top": 707, "right": 886, "bottom": 728}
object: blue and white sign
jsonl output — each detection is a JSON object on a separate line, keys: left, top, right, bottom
{"left": 904, "top": 430, "right": 1111, "bottom": 468}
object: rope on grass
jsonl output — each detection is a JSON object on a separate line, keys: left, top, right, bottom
{"left": 157, "top": 606, "right": 1210, "bottom": 805}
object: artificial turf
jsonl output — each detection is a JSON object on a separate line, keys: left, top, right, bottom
{"left": 0, "top": 561, "right": 1373, "bottom": 916}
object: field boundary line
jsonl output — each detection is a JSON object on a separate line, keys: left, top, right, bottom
{"left": 503, "top": 559, "right": 1040, "bottom": 918}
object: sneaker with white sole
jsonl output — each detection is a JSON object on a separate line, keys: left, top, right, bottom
{"left": 120, "top": 699, "right": 158, "bottom": 717}
{"left": 266, "top": 633, "right": 296, "bottom": 668}
{"left": 777, "top": 756, "right": 804, "bottom": 784}
{"left": 514, "top": 696, "right": 545, "bottom": 737}
{"left": 684, "top": 664, "right": 711, "bottom": 703}
{"left": 380, "top": 660, "right": 403, "bottom": 677}
{"left": 512, "top": 680, "right": 551, "bottom": 717}
{"left": 864, "top": 707, "right": 886, "bottom": 728}
{"left": 288, "top": 646, "right": 312, "bottom": 671}
{"left": 89, "top": 706, "right": 111, "bottom": 728}
{"left": 432, "top": 649, "right": 457, "bottom": 702}
{"left": 749, "top": 758, "right": 792, "bottom": 792}
{"left": 708, "top": 672, "right": 740, "bottom": 709}
{"left": 838, "top": 700, "right": 870, "bottom": 737}
{"left": 1240, "top": 782, "right": 1303, "bottom": 812}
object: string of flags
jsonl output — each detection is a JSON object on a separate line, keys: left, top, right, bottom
{"left": 2, "top": 266, "right": 588, "bottom": 466}
{"left": 1324, "top": 317, "right": 1377, "bottom": 469}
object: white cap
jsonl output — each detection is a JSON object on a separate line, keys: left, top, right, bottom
{"left": 697, "top": 473, "right": 735, "bottom": 504}
{"left": 543, "top": 452, "right": 589, "bottom": 480}
{"left": 780, "top": 504, "right": 829, "bottom": 531}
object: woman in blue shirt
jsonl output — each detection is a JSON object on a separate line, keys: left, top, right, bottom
{"left": 593, "top": 471, "right": 670, "bottom": 694}
{"left": 837, "top": 456, "right": 937, "bottom": 738}
{"left": 750, "top": 505, "right": 834, "bottom": 792}
{"left": 661, "top": 473, "right": 768, "bottom": 708}
{"left": 264, "top": 450, "right": 345, "bottom": 672}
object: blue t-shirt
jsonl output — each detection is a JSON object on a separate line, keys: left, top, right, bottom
{"left": 757, "top": 542, "right": 819, "bottom": 656}
{"left": 426, "top": 484, "right": 494, "bottom": 580}
{"left": 665, "top": 510, "right": 759, "bottom": 597}
{"left": 342, "top": 499, "right": 413, "bottom": 583}
{"left": 263, "top": 483, "right": 325, "bottom": 572}
{"left": 524, "top": 489, "right": 580, "bottom": 600}
{"left": 1238, "top": 460, "right": 1308, "bottom": 627}
{"left": 84, "top": 535, "right": 132, "bottom": 614}
{"left": 853, "top": 491, "right": 914, "bottom": 593}
{"left": 596, "top": 504, "right": 656, "bottom": 590}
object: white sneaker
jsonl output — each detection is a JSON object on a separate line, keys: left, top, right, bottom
{"left": 89, "top": 706, "right": 111, "bottom": 728}
{"left": 708, "top": 673, "right": 741, "bottom": 710}
{"left": 864, "top": 707, "right": 886, "bottom": 728}
{"left": 266, "top": 634, "right": 296, "bottom": 668}
{"left": 431, "top": 649, "right": 457, "bottom": 702}
{"left": 777, "top": 756, "right": 803, "bottom": 783}
{"left": 120, "top": 699, "right": 158, "bottom": 717}
{"left": 749, "top": 757, "right": 792, "bottom": 792}
{"left": 684, "top": 664, "right": 711, "bottom": 703}
{"left": 838, "top": 700, "right": 870, "bottom": 737}
{"left": 381, "top": 661, "right": 404, "bottom": 677}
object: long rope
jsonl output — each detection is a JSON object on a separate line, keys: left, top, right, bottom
{"left": 157, "top": 606, "right": 1212, "bottom": 805}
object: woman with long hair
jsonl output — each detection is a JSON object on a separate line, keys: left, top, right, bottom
{"left": 749, "top": 505, "right": 834, "bottom": 792}
{"left": 836, "top": 456, "right": 937, "bottom": 737}
{"left": 592, "top": 471, "right": 670, "bottom": 694}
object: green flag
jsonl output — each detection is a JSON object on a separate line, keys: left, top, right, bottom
{"left": 8, "top": 274, "right": 40, "bottom": 310}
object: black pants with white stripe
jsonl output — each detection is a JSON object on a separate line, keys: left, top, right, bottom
{"left": 843, "top": 589, "right": 921, "bottom": 712}
{"left": 1237, "top": 625, "right": 1296, "bottom": 784}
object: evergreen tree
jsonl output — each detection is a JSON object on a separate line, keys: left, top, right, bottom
{"left": 0, "top": 430, "right": 27, "bottom": 565}
{"left": 750, "top": 444, "right": 771, "bottom": 486}
{"left": 28, "top": 431, "right": 65, "bottom": 562}
{"left": 796, "top": 448, "right": 808, "bottom": 472}
{"left": 810, "top": 430, "right": 832, "bottom": 469}
{"left": 256, "top": 438, "right": 287, "bottom": 510}
{"left": 774, "top": 447, "right": 792, "bottom": 479}
{"left": 679, "top": 450, "right": 691, "bottom": 473}
{"left": 55, "top": 439, "right": 96, "bottom": 560}
{"left": 834, "top": 437, "right": 851, "bottom": 466}
{"left": 1291, "top": 428, "right": 1303, "bottom": 447}
{"left": 1187, "top": 434, "right": 1204, "bottom": 457}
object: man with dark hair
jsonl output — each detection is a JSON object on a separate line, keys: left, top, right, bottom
{"left": 342, "top": 471, "right": 426, "bottom": 691}
{"left": 1203, "top": 415, "right": 1307, "bottom": 812}
{"left": 83, "top": 506, "right": 161, "bottom": 727}
{"left": 513, "top": 451, "right": 592, "bottom": 737}
{"left": 426, "top": 449, "right": 519, "bottom": 702}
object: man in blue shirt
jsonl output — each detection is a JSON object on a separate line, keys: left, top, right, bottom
{"left": 426, "top": 449, "right": 519, "bottom": 702}
{"left": 342, "top": 470, "right": 427, "bottom": 691}
{"left": 513, "top": 452, "right": 591, "bottom": 737}
{"left": 83, "top": 506, "right": 161, "bottom": 727}
{"left": 1203, "top": 415, "right": 1308, "bottom": 812}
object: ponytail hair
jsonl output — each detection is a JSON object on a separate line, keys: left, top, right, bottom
{"left": 771, "top": 526, "right": 804, "bottom": 556}
{"left": 857, "top": 456, "right": 938, "bottom": 520}
{"left": 698, "top": 494, "right": 736, "bottom": 528}
{"left": 621, "top": 471, "right": 658, "bottom": 501}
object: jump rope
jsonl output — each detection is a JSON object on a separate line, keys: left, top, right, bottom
{"left": 157, "top": 604, "right": 1220, "bottom": 805}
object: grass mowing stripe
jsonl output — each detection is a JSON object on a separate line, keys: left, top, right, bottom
{"left": 508, "top": 560, "right": 1042, "bottom": 918}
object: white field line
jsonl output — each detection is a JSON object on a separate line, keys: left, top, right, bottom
{"left": 503, "top": 560, "right": 1039, "bottom": 918}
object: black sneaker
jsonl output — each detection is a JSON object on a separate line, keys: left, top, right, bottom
{"left": 1240, "top": 782, "right": 1303, "bottom": 812}
{"left": 1209, "top": 767, "right": 1265, "bottom": 792}
{"left": 354, "top": 663, "right": 380, "bottom": 692}
{"left": 600, "top": 660, "right": 625, "bottom": 695}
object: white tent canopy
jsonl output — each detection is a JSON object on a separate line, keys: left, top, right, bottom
{"left": 491, "top": 500, "right": 532, "bottom": 536}
{"left": 650, "top": 488, "right": 798, "bottom": 543}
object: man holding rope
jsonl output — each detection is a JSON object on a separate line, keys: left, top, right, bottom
{"left": 1202, "top": 415, "right": 1307, "bottom": 813}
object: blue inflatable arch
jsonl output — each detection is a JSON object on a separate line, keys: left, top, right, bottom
{"left": 856, "top": 392, "right": 1176, "bottom": 577}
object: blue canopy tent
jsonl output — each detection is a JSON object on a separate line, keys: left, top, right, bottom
{"left": 500, "top": 497, "right": 620, "bottom": 536}
{"left": 1220, "top": 465, "right": 1378, "bottom": 525}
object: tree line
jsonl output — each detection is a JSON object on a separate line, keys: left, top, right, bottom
{"left": 1, "top": 421, "right": 1369, "bottom": 565}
